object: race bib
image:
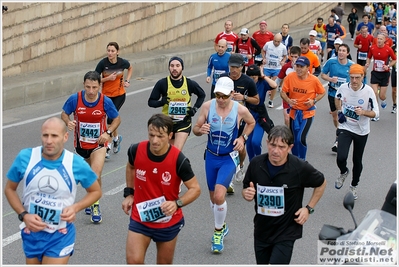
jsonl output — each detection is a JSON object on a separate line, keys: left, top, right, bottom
{"left": 79, "top": 122, "right": 100, "bottom": 143}
{"left": 374, "top": 60, "right": 385, "bottom": 72}
{"left": 227, "top": 43, "right": 233, "bottom": 53}
{"left": 316, "top": 32, "right": 322, "bottom": 40}
{"left": 213, "top": 70, "right": 226, "bottom": 81}
{"left": 327, "top": 32, "right": 335, "bottom": 41}
{"left": 256, "top": 184, "right": 285, "bottom": 216}
{"left": 136, "top": 196, "right": 172, "bottom": 223}
{"left": 357, "top": 52, "right": 367, "bottom": 60}
{"left": 343, "top": 105, "right": 360, "bottom": 121}
{"left": 168, "top": 101, "right": 187, "bottom": 121}
{"left": 332, "top": 77, "right": 347, "bottom": 89}
{"left": 28, "top": 196, "right": 65, "bottom": 233}
{"left": 240, "top": 51, "right": 249, "bottom": 64}
{"left": 229, "top": 150, "right": 240, "bottom": 174}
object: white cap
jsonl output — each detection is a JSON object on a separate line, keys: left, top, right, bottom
{"left": 214, "top": 77, "right": 234, "bottom": 95}
{"left": 240, "top": 28, "right": 249, "bottom": 35}
{"left": 309, "top": 30, "right": 317, "bottom": 36}
{"left": 334, "top": 38, "right": 343, "bottom": 45}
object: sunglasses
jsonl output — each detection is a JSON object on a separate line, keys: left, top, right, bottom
{"left": 215, "top": 93, "right": 231, "bottom": 100}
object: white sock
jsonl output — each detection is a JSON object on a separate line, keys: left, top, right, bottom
{"left": 210, "top": 200, "right": 214, "bottom": 211}
{"left": 214, "top": 201, "right": 227, "bottom": 230}
{"left": 113, "top": 136, "right": 118, "bottom": 142}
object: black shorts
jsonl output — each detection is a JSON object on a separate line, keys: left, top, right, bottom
{"left": 328, "top": 94, "right": 337, "bottom": 112}
{"left": 370, "top": 71, "right": 390, "bottom": 87}
{"left": 75, "top": 143, "right": 105, "bottom": 159}
{"left": 172, "top": 116, "right": 192, "bottom": 139}
{"left": 128, "top": 217, "right": 185, "bottom": 242}
{"left": 107, "top": 94, "right": 126, "bottom": 124}
{"left": 327, "top": 43, "right": 335, "bottom": 50}
{"left": 392, "top": 69, "right": 397, "bottom": 87}
{"left": 356, "top": 58, "right": 367, "bottom": 66}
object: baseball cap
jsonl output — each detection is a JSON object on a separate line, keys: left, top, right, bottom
{"left": 309, "top": 30, "right": 317, "bottom": 36}
{"left": 214, "top": 77, "right": 234, "bottom": 95}
{"left": 240, "top": 28, "right": 249, "bottom": 35}
{"left": 259, "top": 20, "right": 267, "bottom": 26}
{"left": 334, "top": 38, "right": 343, "bottom": 45}
{"left": 336, "top": 19, "right": 341, "bottom": 23}
{"left": 228, "top": 53, "right": 245, "bottom": 67}
{"left": 295, "top": 56, "right": 310, "bottom": 67}
{"left": 246, "top": 64, "right": 261, "bottom": 76}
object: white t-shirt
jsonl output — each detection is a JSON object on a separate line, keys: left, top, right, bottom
{"left": 336, "top": 83, "right": 379, "bottom": 136}
{"left": 263, "top": 41, "right": 287, "bottom": 70}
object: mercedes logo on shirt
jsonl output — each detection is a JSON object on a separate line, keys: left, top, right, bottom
{"left": 38, "top": 175, "right": 59, "bottom": 194}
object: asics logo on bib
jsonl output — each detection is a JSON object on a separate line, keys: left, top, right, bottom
{"left": 80, "top": 123, "right": 98, "bottom": 128}
{"left": 260, "top": 188, "right": 280, "bottom": 194}
{"left": 143, "top": 199, "right": 161, "bottom": 209}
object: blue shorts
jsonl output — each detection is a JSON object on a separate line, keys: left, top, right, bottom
{"left": 320, "top": 41, "right": 326, "bottom": 51}
{"left": 21, "top": 223, "right": 75, "bottom": 262}
{"left": 128, "top": 217, "right": 185, "bottom": 242}
{"left": 205, "top": 150, "right": 236, "bottom": 191}
{"left": 263, "top": 68, "right": 281, "bottom": 78}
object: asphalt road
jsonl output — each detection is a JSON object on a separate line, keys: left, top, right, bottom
{"left": 2, "top": 36, "right": 397, "bottom": 265}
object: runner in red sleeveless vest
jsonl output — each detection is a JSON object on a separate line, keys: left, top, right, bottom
{"left": 62, "top": 71, "right": 120, "bottom": 224}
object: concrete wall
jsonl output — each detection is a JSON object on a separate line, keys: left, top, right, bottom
{"left": 2, "top": 2, "right": 336, "bottom": 77}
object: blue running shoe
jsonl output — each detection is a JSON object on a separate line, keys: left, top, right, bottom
{"left": 211, "top": 230, "right": 224, "bottom": 253}
{"left": 113, "top": 135, "right": 122, "bottom": 154}
{"left": 84, "top": 207, "right": 91, "bottom": 215}
{"left": 90, "top": 204, "right": 102, "bottom": 223}
{"left": 212, "top": 223, "right": 229, "bottom": 243}
{"left": 381, "top": 100, "right": 387, "bottom": 109}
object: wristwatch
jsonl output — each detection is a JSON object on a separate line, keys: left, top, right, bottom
{"left": 18, "top": 211, "right": 28, "bottom": 222}
{"left": 313, "top": 99, "right": 317, "bottom": 105}
{"left": 244, "top": 95, "right": 248, "bottom": 101}
{"left": 241, "top": 133, "right": 248, "bottom": 143}
{"left": 106, "top": 129, "right": 112, "bottom": 136}
{"left": 306, "top": 205, "right": 314, "bottom": 214}
{"left": 175, "top": 199, "right": 184, "bottom": 208}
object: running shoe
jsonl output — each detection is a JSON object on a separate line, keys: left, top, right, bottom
{"left": 105, "top": 146, "right": 111, "bottom": 159}
{"left": 349, "top": 185, "right": 358, "bottom": 200}
{"left": 227, "top": 181, "right": 235, "bottom": 194}
{"left": 234, "top": 165, "right": 245, "bottom": 184}
{"left": 268, "top": 100, "right": 274, "bottom": 108}
{"left": 371, "top": 117, "right": 380, "bottom": 121}
{"left": 84, "top": 207, "right": 91, "bottom": 215}
{"left": 381, "top": 100, "right": 387, "bottom": 109}
{"left": 211, "top": 229, "right": 225, "bottom": 253}
{"left": 335, "top": 168, "right": 349, "bottom": 189}
{"left": 392, "top": 105, "right": 397, "bottom": 114}
{"left": 211, "top": 222, "right": 229, "bottom": 243}
{"left": 91, "top": 204, "right": 102, "bottom": 223}
{"left": 331, "top": 141, "right": 338, "bottom": 153}
{"left": 113, "top": 135, "right": 122, "bottom": 154}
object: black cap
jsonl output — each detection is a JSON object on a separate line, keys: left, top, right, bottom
{"left": 246, "top": 64, "right": 261, "bottom": 76}
{"left": 228, "top": 53, "right": 245, "bottom": 67}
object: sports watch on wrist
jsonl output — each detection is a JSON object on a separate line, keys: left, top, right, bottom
{"left": 306, "top": 205, "right": 314, "bottom": 214}
{"left": 18, "top": 211, "right": 28, "bottom": 222}
{"left": 106, "top": 129, "right": 112, "bottom": 136}
{"left": 241, "top": 133, "right": 248, "bottom": 143}
{"left": 175, "top": 199, "right": 183, "bottom": 208}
